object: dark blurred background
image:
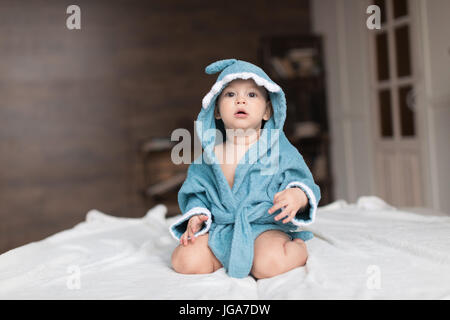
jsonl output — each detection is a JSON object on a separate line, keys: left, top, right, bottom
{"left": 0, "top": 0, "right": 316, "bottom": 253}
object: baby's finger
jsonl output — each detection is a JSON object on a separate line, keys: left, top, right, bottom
{"left": 192, "top": 220, "right": 201, "bottom": 234}
{"left": 180, "top": 233, "right": 187, "bottom": 246}
{"left": 274, "top": 207, "right": 289, "bottom": 221}
{"left": 186, "top": 226, "right": 193, "bottom": 244}
{"left": 196, "top": 215, "right": 208, "bottom": 228}
{"left": 282, "top": 210, "right": 295, "bottom": 224}
{"left": 190, "top": 225, "right": 196, "bottom": 243}
{"left": 268, "top": 200, "right": 288, "bottom": 214}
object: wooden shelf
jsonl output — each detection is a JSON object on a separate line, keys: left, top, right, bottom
{"left": 144, "top": 173, "right": 186, "bottom": 197}
{"left": 141, "top": 137, "right": 177, "bottom": 153}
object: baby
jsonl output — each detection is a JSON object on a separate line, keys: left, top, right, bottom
{"left": 169, "top": 59, "right": 321, "bottom": 279}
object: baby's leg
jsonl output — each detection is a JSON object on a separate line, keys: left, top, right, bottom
{"left": 251, "top": 230, "right": 308, "bottom": 279}
{"left": 171, "top": 233, "right": 222, "bottom": 274}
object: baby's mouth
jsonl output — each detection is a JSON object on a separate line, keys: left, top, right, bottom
{"left": 234, "top": 109, "right": 248, "bottom": 118}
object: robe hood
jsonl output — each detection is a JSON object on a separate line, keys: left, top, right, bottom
{"left": 196, "top": 59, "right": 287, "bottom": 165}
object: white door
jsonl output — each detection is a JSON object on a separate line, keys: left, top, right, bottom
{"left": 369, "top": 0, "right": 424, "bottom": 206}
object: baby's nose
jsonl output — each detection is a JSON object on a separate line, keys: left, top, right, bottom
{"left": 236, "top": 97, "right": 246, "bottom": 104}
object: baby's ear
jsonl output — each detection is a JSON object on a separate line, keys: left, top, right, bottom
{"left": 263, "top": 101, "right": 272, "bottom": 121}
{"left": 214, "top": 106, "right": 221, "bottom": 119}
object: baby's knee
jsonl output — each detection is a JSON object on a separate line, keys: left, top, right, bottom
{"left": 171, "top": 245, "right": 213, "bottom": 275}
{"left": 251, "top": 239, "right": 308, "bottom": 279}
{"left": 289, "top": 238, "right": 308, "bottom": 266}
{"left": 251, "top": 249, "right": 285, "bottom": 279}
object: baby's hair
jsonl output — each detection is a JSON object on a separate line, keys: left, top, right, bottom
{"left": 263, "top": 88, "right": 271, "bottom": 101}
{"left": 262, "top": 89, "right": 273, "bottom": 128}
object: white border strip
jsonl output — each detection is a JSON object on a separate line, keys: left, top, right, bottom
{"left": 169, "top": 207, "right": 212, "bottom": 241}
{"left": 285, "top": 181, "right": 317, "bottom": 226}
{"left": 202, "top": 72, "right": 281, "bottom": 109}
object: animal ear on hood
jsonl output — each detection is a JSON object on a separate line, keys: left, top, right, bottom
{"left": 205, "top": 59, "right": 237, "bottom": 74}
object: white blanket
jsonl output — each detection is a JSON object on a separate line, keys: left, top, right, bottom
{"left": 1, "top": 196, "right": 449, "bottom": 299}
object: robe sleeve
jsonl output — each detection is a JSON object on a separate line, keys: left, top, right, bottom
{"left": 169, "top": 162, "right": 213, "bottom": 241}
{"left": 277, "top": 151, "right": 321, "bottom": 227}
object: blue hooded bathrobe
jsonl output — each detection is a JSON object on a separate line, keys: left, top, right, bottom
{"left": 169, "top": 59, "right": 321, "bottom": 278}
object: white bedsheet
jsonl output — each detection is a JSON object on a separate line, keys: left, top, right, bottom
{"left": 1, "top": 196, "right": 449, "bottom": 300}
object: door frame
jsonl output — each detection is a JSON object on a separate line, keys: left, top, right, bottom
{"left": 364, "top": 0, "right": 433, "bottom": 207}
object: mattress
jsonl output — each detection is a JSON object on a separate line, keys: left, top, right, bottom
{"left": 0, "top": 196, "right": 449, "bottom": 299}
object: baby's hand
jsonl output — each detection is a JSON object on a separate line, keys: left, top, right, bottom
{"left": 268, "top": 188, "right": 308, "bottom": 224}
{"left": 180, "top": 214, "right": 209, "bottom": 246}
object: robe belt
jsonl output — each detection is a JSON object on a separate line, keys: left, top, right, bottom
{"left": 213, "top": 202, "right": 279, "bottom": 225}
{"left": 212, "top": 203, "right": 283, "bottom": 277}
{"left": 227, "top": 206, "right": 253, "bottom": 276}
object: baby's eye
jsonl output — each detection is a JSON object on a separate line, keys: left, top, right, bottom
{"left": 248, "top": 92, "right": 257, "bottom": 98}
{"left": 224, "top": 92, "right": 235, "bottom": 97}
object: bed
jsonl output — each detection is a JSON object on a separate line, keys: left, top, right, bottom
{"left": 1, "top": 196, "right": 449, "bottom": 300}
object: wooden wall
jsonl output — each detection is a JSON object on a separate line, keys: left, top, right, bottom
{"left": 0, "top": 0, "right": 311, "bottom": 253}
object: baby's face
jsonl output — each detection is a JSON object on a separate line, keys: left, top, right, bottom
{"left": 215, "top": 79, "right": 271, "bottom": 132}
